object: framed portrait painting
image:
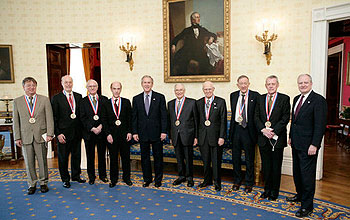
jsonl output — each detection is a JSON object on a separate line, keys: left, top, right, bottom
{"left": 0, "top": 45, "right": 14, "bottom": 83}
{"left": 163, "top": 0, "right": 230, "bottom": 83}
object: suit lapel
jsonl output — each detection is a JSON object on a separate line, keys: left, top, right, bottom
{"left": 232, "top": 92, "right": 239, "bottom": 116}
{"left": 33, "top": 95, "right": 40, "bottom": 118}
{"left": 295, "top": 91, "right": 314, "bottom": 121}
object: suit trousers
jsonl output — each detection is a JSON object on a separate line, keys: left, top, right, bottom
{"left": 174, "top": 135, "right": 193, "bottom": 180}
{"left": 232, "top": 125, "right": 255, "bottom": 186}
{"left": 292, "top": 147, "right": 318, "bottom": 210}
{"left": 57, "top": 138, "right": 82, "bottom": 182}
{"left": 108, "top": 138, "right": 131, "bottom": 183}
{"left": 22, "top": 141, "right": 48, "bottom": 187}
{"left": 199, "top": 141, "right": 223, "bottom": 185}
{"left": 140, "top": 140, "right": 163, "bottom": 183}
{"left": 84, "top": 135, "right": 107, "bottom": 180}
{"left": 260, "top": 143, "right": 284, "bottom": 197}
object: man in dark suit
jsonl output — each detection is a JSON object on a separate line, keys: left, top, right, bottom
{"left": 230, "top": 75, "right": 259, "bottom": 193}
{"left": 196, "top": 81, "right": 227, "bottom": 191}
{"left": 171, "top": 12, "right": 217, "bottom": 75}
{"left": 167, "top": 83, "right": 198, "bottom": 187}
{"left": 255, "top": 75, "right": 290, "bottom": 200}
{"left": 80, "top": 79, "right": 108, "bottom": 185}
{"left": 132, "top": 75, "right": 167, "bottom": 188}
{"left": 51, "top": 75, "right": 86, "bottom": 188}
{"left": 102, "top": 81, "right": 133, "bottom": 188}
{"left": 286, "top": 74, "right": 327, "bottom": 218}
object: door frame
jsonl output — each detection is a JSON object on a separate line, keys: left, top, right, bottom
{"left": 311, "top": 3, "right": 350, "bottom": 180}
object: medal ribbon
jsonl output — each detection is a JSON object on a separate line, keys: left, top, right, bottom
{"left": 63, "top": 91, "right": 75, "bottom": 113}
{"left": 265, "top": 93, "right": 278, "bottom": 121}
{"left": 175, "top": 97, "right": 186, "bottom": 120}
{"left": 238, "top": 90, "right": 249, "bottom": 117}
{"left": 88, "top": 94, "right": 99, "bottom": 115}
{"left": 24, "top": 95, "right": 37, "bottom": 118}
{"left": 205, "top": 96, "right": 215, "bottom": 120}
{"left": 111, "top": 97, "right": 121, "bottom": 119}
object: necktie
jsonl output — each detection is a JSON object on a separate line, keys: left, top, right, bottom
{"left": 177, "top": 100, "right": 181, "bottom": 113}
{"left": 92, "top": 96, "right": 97, "bottom": 106}
{"left": 29, "top": 96, "right": 33, "bottom": 109}
{"left": 268, "top": 95, "right": 273, "bottom": 113}
{"left": 206, "top": 99, "right": 210, "bottom": 110}
{"left": 68, "top": 94, "right": 73, "bottom": 107}
{"left": 241, "top": 94, "right": 247, "bottom": 128}
{"left": 294, "top": 95, "right": 304, "bottom": 118}
{"left": 145, "top": 94, "right": 150, "bottom": 115}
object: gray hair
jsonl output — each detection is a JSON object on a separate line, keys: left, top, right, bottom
{"left": 266, "top": 75, "right": 279, "bottom": 84}
{"left": 297, "top": 74, "right": 312, "bottom": 83}
{"left": 141, "top": 75, "right": 154, "bottom": 83}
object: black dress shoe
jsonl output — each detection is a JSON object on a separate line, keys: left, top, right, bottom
{"left": 187, "top": 180, "right": 194, "bottom": 187}
{"left": 142, "top": 182, "right": 151, "bottom": 187}
{"left": 268, "top": 195, "right": 278, "bottom": 201}
{"left": 198, "top": 182, "right": 212, "bottom": 188}
{"left": 72, "top": 178, "right": 86, "bottom": 183}
{"left": 124, "top": 180, "right": 133, "bottom": 186}
{"left": 89, "top": 179, "right": 95, "bottom": 185}
{"left": 154, "top": 182, "right": 162, "bottom": 187}
{"left": 214, "top": 183, "right": 222, "bottom": 191}
{"left": 63, "top": 181, "right": 71, "bottom": 188}
{"left": 27, "top": 187, "right": 36, "bottom": 195}
{"left": 40, "top": 185, "right": 49, "bottom": 193}
{"left": 232, "top": 184, "right": 240, "bottom": 191}
{"left": 286, "top": 195, "right": 301, "bottom": 203}
{"left": 173, "top": 178, "right": 186, "bottom": 185}
{"left": 295, "top": 208, "right": 312, "bottom": 218}
{"left": 100, "top": 177, "right": 108, "bottom": 183}
{"left": 260, "top": 192, "right": 270, "bottom": 199}
{"left": 244, "top": 186, "right": 253, "bottom": 193}
{"left": 109, "top": 182, "right": 117, "bottom": 188}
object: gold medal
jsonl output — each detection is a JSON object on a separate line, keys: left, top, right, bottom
{"left": 115, "top": 120, "right": 121, "bottom": 126}
{"left": 70, "top": 113, "right": 76, "bottom": 119}
{"left": 93, "top": 115, "right": 99, "bottom": 120}
{"left": 29, "top": 118, "right": 36, "bottom": 124}
{"left": 205, "top": 120, "right": 211, "bottom": 126}
{"left": 175, "top": 120, "right": 180, "bottom": 126}
{"left": 265, "top": 121, "right": 271, "bottom": 128}
{"left": 237, "top": 115, "right": 243, "bottom": 123}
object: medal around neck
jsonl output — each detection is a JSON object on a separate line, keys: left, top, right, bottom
{"left": 115, "top": 120, "right": 121, "bottom": 126}
{"left": 29, "top": 118, "right": 36, "bottom": 124}
{"left": 175, "top": 120, "right": 180, "bottom": 126}
{"left": 265, "top": 121, "right": 271, "bottom": 128}
{"left": 93, "top": 115, "right": 99, "bottom": 121}
{"left": 205, "top": 120, "right": 211, "bottom": 126}
{"left": 70, "top": 113, "right": 76, "bottom": 119}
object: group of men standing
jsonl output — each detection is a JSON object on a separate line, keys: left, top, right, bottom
{"left": 13, "top": 73, "right": 326, "bottom": 218}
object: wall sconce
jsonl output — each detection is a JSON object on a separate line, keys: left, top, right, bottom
{"left": 255, "top": 20, "right": 278, "bottom": 65}
{"left": 119, "top": 34, "right": 137, "bottom": 71}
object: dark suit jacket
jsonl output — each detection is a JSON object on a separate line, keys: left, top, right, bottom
{"left": 51, "top": 91, "right": 82, "bottom": 141}
{"left": 196, "top": 96, "right": 227, "bottom": 146}
{"left": 102, "top": 97, "right": 132, "bottom": 140}
{"left": 229, "top": 90, "right": 259, "bottom": 142}
{"left": 255, "top": 92, "right": 290, "bottom": 149}
{"left": 132, "top": 91, "right": 167, "bottom": 142}
{"left": 167, "top": 97, "right": 198, "bottom": 146}
{"left": 290, "top": 91, "right": 327, "bottom": 151}
{"left": 80, "top": 95, "right": 108, "bottom": 140}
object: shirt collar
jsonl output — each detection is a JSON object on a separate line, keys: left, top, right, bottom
{"left": 301, "top": 90, "right": 312, "bottom": 100}
{"left": 144, "top": 91, "right": 152, "bottom": 99}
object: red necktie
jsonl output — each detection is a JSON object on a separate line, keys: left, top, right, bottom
{"left": 294, "top": 95, "right": 304, "bottom": 118}
{"left": 69, "top": 94, "right": 73, "bottom": 107}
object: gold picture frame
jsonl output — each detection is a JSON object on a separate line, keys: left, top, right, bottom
{"left": 163, "top": 0, "right": 230, "bottom": 83}
{"left": 0, "top": 45, "right": 14, "bottom": 83}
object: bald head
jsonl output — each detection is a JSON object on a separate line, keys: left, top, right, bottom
{"left": 110, "top": 81, "right": 122, "bottom": 98}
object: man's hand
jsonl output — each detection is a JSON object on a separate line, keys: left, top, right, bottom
{"left": 193, "top": 138, "right": 198, "bottom": 146}
{"left": 133, "top": 134, "right": 139, "bottom": 142}
{"left": 58, "top": 134, "right": 66, "bottom": 144}
{"left": 15, "top": 139, "right": 22, "bottom": 147}
{"left": 126, "top": 133, "right": 132, "bottom": 142}
{"left": 308, "top": 145, "right": 318, "bottom": 155}
{"left": 46, "top": 136, "right": 53, "bottom": 142}
{"left": 218, "top": 138, "right": 225, "bottom": 146}
{"left": 171, "top": 45, "right": 176, "bottom": 54}
{"left": 160, "top": 133, "right": 167, "bottom": 141}
{"left": 107, "top": 134, "right": 113, "bottom": 144}
{"left": 261, "top": 128, "right": 274, "bottom": 139}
